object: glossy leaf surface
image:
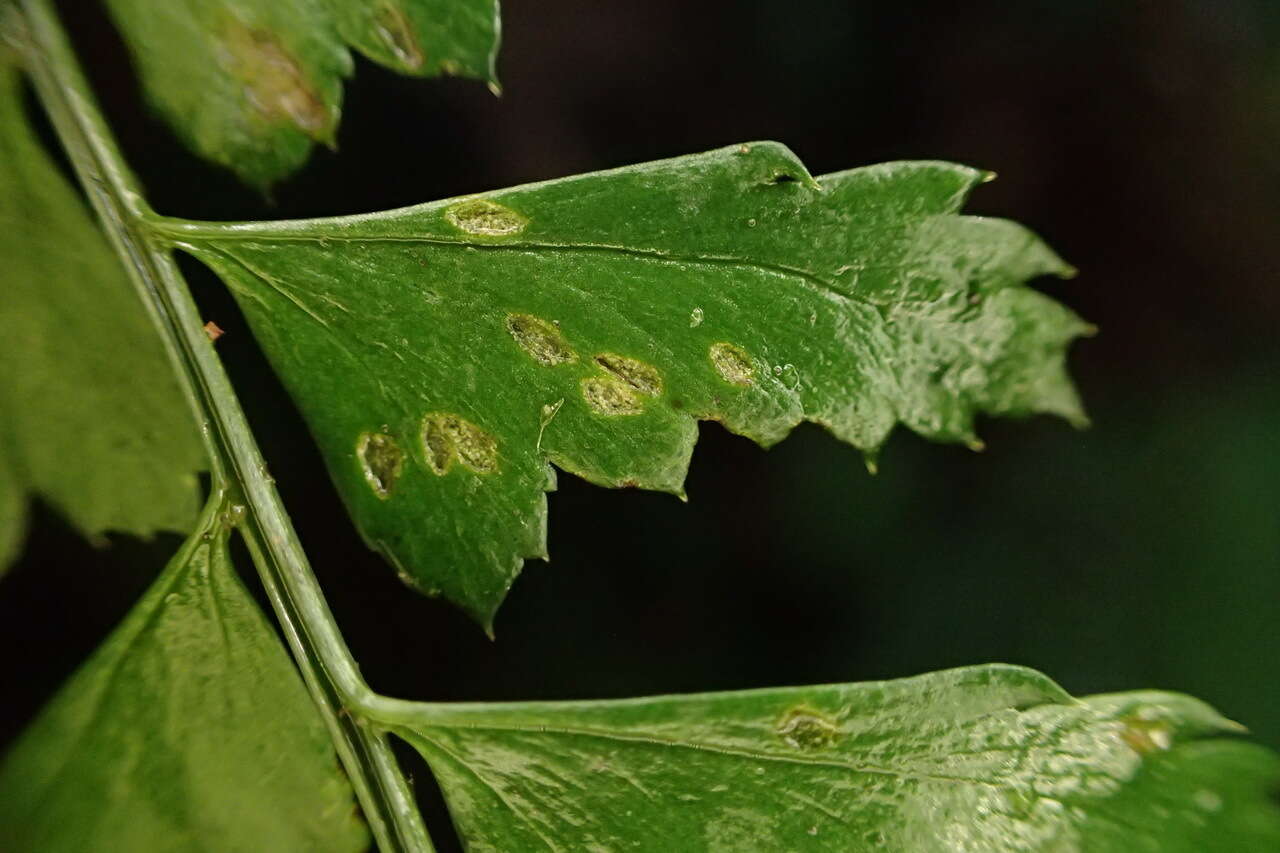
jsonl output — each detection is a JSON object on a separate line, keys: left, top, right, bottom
{"left": 104, "top": 0, "right": 500, "bottom": 186}
{"left": 389, "top": 664, "right": 1280, "bottom": 852}
{"left": 0, "top": 512, "right": 368, "bottom": 852}
{"left": 173, "top": 142, "right": 1089, "bottom": 628}
{"left": 0, "top": 65, "right": 203, "bottom": 572}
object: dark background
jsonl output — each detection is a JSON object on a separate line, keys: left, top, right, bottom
{"left": 4, "top": 1, "right": 1279, "bottom": 848}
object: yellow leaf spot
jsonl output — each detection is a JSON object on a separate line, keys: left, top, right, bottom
{"left": 507, "top": 313, "right": 576, "bottom": 365}
{"left": 445, "top": 199, "right": 528, "bottom": 237}
{"left": 373, "top": 1, "right": 424, "bottom": 70}
{"left": 593, "top": 353, "right": 662, "bottom": 396}
{"left": 581, "top": 374, "right": 644, "bottom": 416}
{"left": 220, "top": 24, "right": 331, "bottom": 139}
{"left": 422, "top": 413, "right": 498, "bottom": 475}
{"left": 709, "top": 342, "right": 754, "bottom": 386}
{"left": 775, "top": 707, "right": 842, "bottom": 751}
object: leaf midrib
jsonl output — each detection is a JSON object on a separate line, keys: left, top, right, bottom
{"left": 398, "top": 717, "right": 1096, "bottom": 791}
{"left": 170, "top": 227, "right": 878, "bottom": 309}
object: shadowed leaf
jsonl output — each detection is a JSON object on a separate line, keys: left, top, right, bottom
{"left": 104, "top": 0, "right": 500, "bottom": 186}
{"left": 0, "top": 510, "right": 368, "bottom": 852}
{"left": 0, "top": 64, "right": 203, "bottom": 573}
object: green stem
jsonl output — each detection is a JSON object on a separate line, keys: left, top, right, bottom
{"left": 12, "top": 1, "right": 431, "bottom": 849}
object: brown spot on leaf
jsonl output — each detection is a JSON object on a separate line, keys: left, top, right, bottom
{"left": 422, "top": 413, "right": 498, "bottom": 475}
{"left": 1119, "top": 714, "right": 1173, "bottom": 755}
{"left": 373, "top": 1, "right": 424, "bottom": 70}
{"left": 775, "top": 707, "right": 842, "bottom": 751}
{"left": 446, "top": 199, "right": 528, "bottom": 236}
{"left": 220, "top": 24, "right": 331, "bottom": 138}
{"left": 357, "top": 431, "right": 404, "bottom": 498}
{"left": 709, "top": 342, "right": 755, "bottom": 386}
{"left": 581, "top": 374, "right": 644, "bottom": 416}
{"left": 507, "top": 313, "right": 576, "bottom": 365}
{"left": 593, "top": 353, "right": 662, "bottom": 396}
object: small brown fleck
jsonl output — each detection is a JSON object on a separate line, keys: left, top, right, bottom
{"left": 204, "top": 321, "right": 225, "bottom": 341}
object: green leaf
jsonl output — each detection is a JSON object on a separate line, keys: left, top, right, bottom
{"left": 386, "top": 664, "right": 1280, "bottom": 852}
{"left": 0, "top": 510, "right": 369, "bottom": 852}
{"left": 0, "top": 65, "right": 203, "bottom": 571}
{"left": 170, "top": 142, "right": 1090, "bottom": 629}
{"left": 326, "top": 0, "right": 501, "bottom": 82}
{"left": 0, "top": 446, "right": 26, "bottom": 574}
{"left": 104, "top": 0, "right": 500, "bottom": 187}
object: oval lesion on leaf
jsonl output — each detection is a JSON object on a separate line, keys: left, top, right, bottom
{"left": 775, "top": 707, "right": 843, "bottom": 751}
{"left": 445, "top": 199, "right": 529, "bottom": 237}
{"left": 593, "top": 353, "right": 663, "bottom": 396}
{"left": 506, "top": 313, "right": 577, "bottom": 365}
{"left": 357, "top": 431, "right": 405, "bottom": 498}
{"left": 709, "top": 342, "right": 755, "bottom": 386}
{"left": 581, "top": 352, "right": 663, "bottom": 416}
{"left": 373, "top": 1, "right": 425, "bottom": 70}
{"left": 580, "top": 374, "right": 645, "bottom": 416}
{"left": 422, "top": 413, "right": 499, "bottom": 475}
{"left": 218, "top": 22, "right": 330, "bottom": 139}
{"left": 1118, "top": 712, "right": 1174, "bottom": 755}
